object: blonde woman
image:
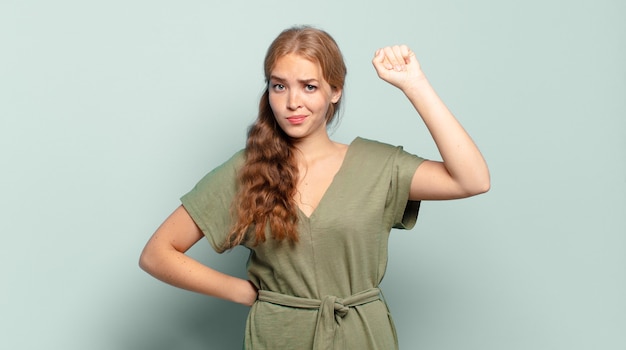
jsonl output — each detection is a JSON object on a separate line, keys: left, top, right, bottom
{"left": 140, "top": 26, "right": 489, "bottom": 349}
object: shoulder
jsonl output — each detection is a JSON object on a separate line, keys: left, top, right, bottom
{"left": 353, "top": 136, "right": 396, "bottom": 150}
{"left": 351, "top": 137, "right": 411, "bottom": 157}
{"left": 350, "top": 136, "right": 425, "bottom": 170}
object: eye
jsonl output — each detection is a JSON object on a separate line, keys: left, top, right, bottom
{"left": 305, "top": 84, "right": 317, "bottom": 92}
{"left": 272, "top": 84, "right": 285, "bottom": 91}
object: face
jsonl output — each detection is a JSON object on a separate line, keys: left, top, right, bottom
{"left": 268, "top": 53, "right": 342, "bottom": 141}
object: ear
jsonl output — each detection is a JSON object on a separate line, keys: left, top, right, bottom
{"left": 331, "top": 88, "right": 342, "bottom": 104}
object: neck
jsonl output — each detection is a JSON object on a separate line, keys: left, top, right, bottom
{"left": 291, "top": 132, "right": 337, "bottom": 163}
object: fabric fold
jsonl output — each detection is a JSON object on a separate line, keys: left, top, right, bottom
{"left": 258, "top": 288, "right": 382, "bottom": 350}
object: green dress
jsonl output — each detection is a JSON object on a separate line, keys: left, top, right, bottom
{"left": 181, "top": 137, "right": 424, "bottom": 349}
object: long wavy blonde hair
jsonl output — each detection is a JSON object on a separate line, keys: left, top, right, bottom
{"left": 221, "top": 26, "right": 347, "bottom": 251}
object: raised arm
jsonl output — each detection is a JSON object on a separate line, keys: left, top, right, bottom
{"left": 139, "top": 205, "right": 258, "bottom": 306}
{"left": 372, "top": 45, "right": 490, "bottom": 200}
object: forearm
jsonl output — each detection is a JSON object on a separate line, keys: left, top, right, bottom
{"left": 139, "top": 246, "right": 257, "bottom": 306}
{"left": 403, "top": 77, "right": 490, "bottom": 193}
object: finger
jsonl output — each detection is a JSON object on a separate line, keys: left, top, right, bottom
{"left": 377, "top": 48, "right": 394, "bottom": 70}
{"left": 391, "top": 45, "right": 406, "bottom": 71}
{"left": 383, "top": 46, "right": 403, "bottom": 71}
{"left": 399, "top": 45, "right": 416, "bottom": 65}
{"left": 407, "top": 49, "right": 416, "bottom": 65}
{"left": 372, "top": 48, "right": 393, "bottom": 71}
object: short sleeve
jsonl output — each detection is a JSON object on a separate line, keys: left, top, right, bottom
{"left": 180, "top": 150, "right": 244, "bottom": 252}
{"left": 387, "top": 145, "right": 425, "bottom": 230}
{"left": 351, "top": 137, "right": 425, "bottom": 231}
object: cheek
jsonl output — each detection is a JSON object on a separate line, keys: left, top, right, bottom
{"left": 313, "top": 96, "right": 333, "bottom": 114}
{"left": 268, "top": 93, "right": 280, "bottom": 114}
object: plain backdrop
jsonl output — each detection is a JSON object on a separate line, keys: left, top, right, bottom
{"left": 1, "top": 1, "right": 625, "bottom": 349}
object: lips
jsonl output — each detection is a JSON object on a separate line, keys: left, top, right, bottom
{"left": 286, "top": 115, "right": 307, "bottom": 125}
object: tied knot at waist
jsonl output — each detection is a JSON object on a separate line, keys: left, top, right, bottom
{"left": 257, "top": 288, "right": 382, "bottom": 349}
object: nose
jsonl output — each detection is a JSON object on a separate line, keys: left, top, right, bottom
{"left": 287, "top": 90, "right": 302, "bottom": 110}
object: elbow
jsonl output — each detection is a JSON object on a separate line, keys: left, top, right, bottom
{"left": 471, "top": 165, "right": 491, "bottom": 195}
{"left": 475, "top": 180, "right": 491, "bottom": 195}
{"left": 462, "top": 173, "right": 490, "bottom": 197}
{"left": 138, "top": 247, "right": 156, "bottom": 274}
{"left": 139, "top": 241, "right": 179, "bottom": 277}
{"left": 138, "top": 252, "right": 149, "bottom": 272}
{"left": 470, "top": 175, "right": 491, "bottom": 196}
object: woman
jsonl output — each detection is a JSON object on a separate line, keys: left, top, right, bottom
{"left": 140, "top": 26, "right": 489, "bottom": 349}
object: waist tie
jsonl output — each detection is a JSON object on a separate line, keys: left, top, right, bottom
{"left": 258, "top": 288, "right": 382, "bottom": 350}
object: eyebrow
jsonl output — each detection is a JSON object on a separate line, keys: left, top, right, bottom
{"left": 269, "top": 75, "right": 319, "bottom": 84}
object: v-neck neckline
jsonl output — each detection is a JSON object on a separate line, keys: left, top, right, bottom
{"left": 297, "top": 137, "right": 359, "bottom": 220}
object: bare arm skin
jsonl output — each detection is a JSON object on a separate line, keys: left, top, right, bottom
{"left": 372, "top": 45, "right": 490, "bottom": 200}
{"left": 139, "top": 205, "right": 258, "bottom": 306}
